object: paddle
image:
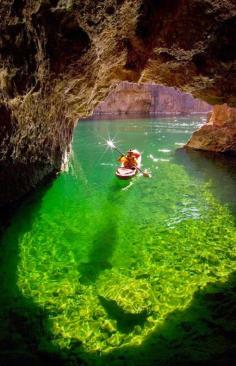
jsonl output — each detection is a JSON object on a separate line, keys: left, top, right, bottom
{"left": 106, "top": 140, "right": 151, "bottom": 178}
{"left": 136, "top": 166, "right": 151, "bottom": 178}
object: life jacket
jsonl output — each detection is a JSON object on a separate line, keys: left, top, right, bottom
{"left": 120, "top": 155, "right": 137, "bottom": 168}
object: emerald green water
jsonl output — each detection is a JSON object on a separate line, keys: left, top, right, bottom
{"left": 1, "top": 117, "right": 236, "bottom": 365}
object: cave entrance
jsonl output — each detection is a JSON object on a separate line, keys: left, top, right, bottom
{"left": 75, "top": 81, "right": 213, "bottom": 179}
{"left": 77, "top": 81, "right": 212, "bottom": 162}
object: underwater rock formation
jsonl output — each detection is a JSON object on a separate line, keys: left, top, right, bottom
{"left": 93, "top": 82, "right": 211, "bottom": 115}
{"left": 186, "top": 104, "right": 236, "bottom": 154}
{"left": 0, "top": 0, "right": 236, "bottom": 204}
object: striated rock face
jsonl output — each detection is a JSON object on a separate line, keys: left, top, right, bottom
{"left": 93, "top": 82, "right": 211, "bottom": 115}
{"left": 208, "top": 104, "right": 236, "bottom": 127}
{"left": 149, "top": 84, "right": 211, "bottom": 115}
{"left": 0, "top": 0, "right": 236, "bottom": 205}
{"left": 94, "top": 82, "right": 152, "bottom": 115}
{"left": 186, "top": 104, "right": 236, "bottom": 154}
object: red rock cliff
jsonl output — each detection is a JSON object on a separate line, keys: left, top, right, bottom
{"left": 187, "top": 104, "right": 236, "bottom": 154}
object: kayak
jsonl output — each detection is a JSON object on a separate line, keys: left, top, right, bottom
{"left": 115, "top": 150, "right": 141, "bottom": 180}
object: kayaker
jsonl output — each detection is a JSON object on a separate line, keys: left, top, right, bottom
{"left": 118, "top": 149, "right": 138, "bottom": 169}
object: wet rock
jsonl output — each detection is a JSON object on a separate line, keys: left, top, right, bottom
{"left": 186, "top": 104, "right": 236, "bottom": 154}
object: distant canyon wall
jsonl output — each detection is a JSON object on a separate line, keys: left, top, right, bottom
{"left": 93, "top": 82, "right": 211, "bottom": 115}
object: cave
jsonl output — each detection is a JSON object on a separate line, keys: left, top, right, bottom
{"left": 0, "top": 0, "right": 236, "bottom": 206}
{"left": 0, "top": 1, "right": 236, "bottom": 365}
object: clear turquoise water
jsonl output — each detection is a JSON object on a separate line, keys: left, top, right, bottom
{"left": 0, "top": 117, "right": 236, "bottom": 365}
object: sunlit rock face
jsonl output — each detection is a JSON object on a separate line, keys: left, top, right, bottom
{"left": 0, "top": 0, "right": 235, "bottom": 204}
{"left": 93, "top": 82, "right": 211, "bottom": 115}
{"left": 186, "top": 104, "right": 236, "bottom": 154}
{"left": 94, "top": 82, "right": 152, "bottom": 115}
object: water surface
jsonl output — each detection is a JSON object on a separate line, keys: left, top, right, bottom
{"left": 1, "top": 117, "right": 236, "bottom": 365}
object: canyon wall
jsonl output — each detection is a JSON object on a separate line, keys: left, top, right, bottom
{"left": 93, "top": 82, "right": 211, "bottom": 115}
{"left": 94, "top": 83, "right": 152, "bottom": 115}
{"left": 149, "top": 84, "right": 211, "bottom": 115}
{"left": 0, "top": 0, "right": 236, "bottom": 205}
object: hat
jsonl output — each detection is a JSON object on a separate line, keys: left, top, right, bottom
{"left": 132, "top": 149, "right": 140, "bottom": 158}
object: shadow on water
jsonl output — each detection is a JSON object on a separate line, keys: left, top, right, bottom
{"left": 0, "top": 175, "right": 129, "bottom": 365}
{"left": 98, "top": 295, "right": 148, "bottom": 334}
{"left": 0, "top": 180, "right": 81, "bottom": 365}
{"left": 97, "top": 271, "right": 236, "bottom": 366}
{"left": 175, "top": 149, "right": 236, "bottom": 218}
{"left": 79, "top": 179, "right": 126, "bottom": 285}
{"left": 79, "top": 218, "right": 116, "bottom": 284}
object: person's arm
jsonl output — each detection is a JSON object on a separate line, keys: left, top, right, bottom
{"left": 118, "top": 155, "right": 125, "bottom": 162}
{"left": 131, "top": 157, "right": 138, "bottom": 166}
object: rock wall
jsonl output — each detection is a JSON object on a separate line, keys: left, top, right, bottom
{"left": 149, "top": 84, "right": 211, "bottom": 114}
{"left": 0, "top": 0, "right": 236, "bottom": 205}
{"left": 93, "top": 82, "right": 211, "bottom": 115}
{"left": 186, "top": 104, "right": 236, "bottom": 154}
{"left": 94, "top": 82, "right": 152, "bottom": 115}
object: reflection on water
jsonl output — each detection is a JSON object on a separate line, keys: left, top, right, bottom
{"left": 0, "top": 116, "right": 236, "bottom": 365}
{"left": 175, "top": 148, "right": 236, "bottom": 216}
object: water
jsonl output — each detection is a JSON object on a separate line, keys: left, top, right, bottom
{"left": 0, "top": 116, "right": 236, "bottom": 365}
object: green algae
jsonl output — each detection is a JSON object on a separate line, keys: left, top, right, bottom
{"left": 1, "top": 117, "right": 236, "bottom": 364}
